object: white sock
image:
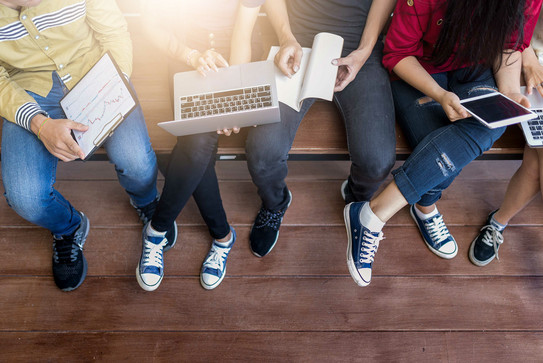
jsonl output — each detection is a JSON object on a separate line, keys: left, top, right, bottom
{"left": 414, "top": 205, "right": 439, "bottom": 220}
{"left": 214, "top": 230, "right": 234, "bottom": 247}
{"left": 489, "top": 212, "right": 507, "bottom": 232}
{"left": 359, "top": 203, "right": 385, "bottom": 233}
{"left": 147, "top": 223, "right": 166, "bottom": 237}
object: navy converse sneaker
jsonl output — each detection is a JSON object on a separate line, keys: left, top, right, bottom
{"left": 52, "top": 211, "right": 90, "bottom": 291}
{"left": 410, "top": 205, "right": 457, "bottom": 259}
{"left": 200, "top": 227, "right": 236, "bottom": 290}
{"left": 250, "top": 190, "right": 292, "bottom": 257}
{"left": 136, "top": 223, "right": 168, "bottom": 291}
{"left": 469, "top": 211, "right": 504, "bottom": 266}
{"left": 131, "top": 197, "right": 177, "bottom": 251}
{"left": 344, "top": 202, "right": 383, "bottom": 287}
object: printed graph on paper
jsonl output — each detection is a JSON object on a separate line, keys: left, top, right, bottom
{"left": 60, "top": 52, "right": 136, "bottom": 157}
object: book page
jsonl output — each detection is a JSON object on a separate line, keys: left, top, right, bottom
{"left": 61, "top": 53, "right": 136, "bottom": 158}
{"left": 267, "top": 46, "right": 311, "bottom": 112}
{"left": 299, "top": 32, "right": 344, "bottom": 104}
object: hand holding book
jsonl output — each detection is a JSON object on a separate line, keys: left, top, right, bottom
{"left": 267, "top": 32, "right": 344, "bottom": 112}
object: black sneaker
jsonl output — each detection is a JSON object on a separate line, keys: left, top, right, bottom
{"left": 250, "top": 191, "right": 292, "bottom": 257}
{"left": 52, "top": 212, "right": 90, "bottom": 291}
{"left": 469, "top": 211, "right": 504, "bottom": 266}
{"left": 131, "top": 197, "right": 178, "bottom": 252}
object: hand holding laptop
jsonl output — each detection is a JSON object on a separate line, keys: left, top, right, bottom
{"left": 187, "top": 48, "right": 229, "bottom": 76}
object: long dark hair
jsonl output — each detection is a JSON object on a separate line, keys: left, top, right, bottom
{"left": 433, "top": 0, "right": 526, "bottom": 74}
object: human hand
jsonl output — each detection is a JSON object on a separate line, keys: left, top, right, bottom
{"left": 332, "top": 48, "right": 371, "bottom": 92}
{"left": 32, "top": 116, "right": 88, "bottom": 161}
{"left": 523, "top": 61, "right": 543, "bottom": 97}
{"left": 503, "top": 92, "right": 531, "bottom": 109}
{"left": 274, "top": 39, "right": 303, "bottom": 78}
{"left": 436, "top": 91, "right": 469, "bottom": 122}
{"left": 188, "top": 49, "right": 229, "bottom": 76}
{"left": 217, "top": 127, "right": 240, "bottom": 136}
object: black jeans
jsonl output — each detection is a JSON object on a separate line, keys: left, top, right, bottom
{"left": 151, "top": 132, "right": 230, "bottom": 239}
{"left": 245, "top": 42, "right": 396, "bottom": 209}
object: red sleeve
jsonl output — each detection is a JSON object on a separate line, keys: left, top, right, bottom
{"left": 506, "top": 0, "right": 543, "bottom": 51}
{"left": 382, "top": 0, "right": 432, "bottom": 73}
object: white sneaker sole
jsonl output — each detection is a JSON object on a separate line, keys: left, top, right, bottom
{"left": 135, "top": 267, "right": 163, "bottom": 292}
{"left": 200, "top": 267, "right": 227, "bottom": 290}
{"left": 344, "top": 204, "right": 370, "bottom": 287}
{"left": 468, "top": 238, "right": 495, "bottom": 267}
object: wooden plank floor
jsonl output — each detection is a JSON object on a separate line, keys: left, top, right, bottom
{"left": 0, "top": 160, "right": 542, "bottom": 361}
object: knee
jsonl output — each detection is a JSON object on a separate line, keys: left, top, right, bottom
{"left": 115, "top": 145, "right": 157, "bottom": 183}
{"left": 351, "top": 148, "right": 395, "bottom": 182}
{"left": 246, "top": 139, "right": 288, "bottom": 173}
{"left": 4, "top": 183, "right": 50, "bottom": 223}
{"left": 177, "top": 133, "right": 218, "bottom": 162}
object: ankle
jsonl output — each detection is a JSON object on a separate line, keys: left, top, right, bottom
{"left": 360, "top": 203, "right": 385, "bottom": 233}
{"left": 414, "top": 204, "right": 438, "bottom": 220}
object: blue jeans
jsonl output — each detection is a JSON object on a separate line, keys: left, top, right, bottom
{"left": 245, "top": 42, "right": 396, "bottom": 209}
{"left": 391, "top": 68, "right": 505, "bottom": 206}
{"left": 151, "top": 132, "right": 230, "bottom": 240}
{"left": 1, "top": 73, "right": 158, "bottom": 236}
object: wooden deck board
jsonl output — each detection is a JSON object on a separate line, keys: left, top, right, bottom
{"left": 1, "top": 178, "right": 541, "bottom": 227}
{"left": 1, "top": 332, "right": 542, "bottom": 362}
{"left": 1, "top": 276, "right": 543, "bottom": 331}
{"left": 1, "top": 226, "right": 542, "bottom": 277}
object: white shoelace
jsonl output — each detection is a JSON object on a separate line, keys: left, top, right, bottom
{"left": 425, "top": 216, "right": 450, "bottom": 244}
{"left": 142, "top": 238, "right": 167, "bottom": 269}
{"left": 480, "top": 225, "right": 504, "bottom": 260}
{"left": 203, "top": 244, "right": 229, "bottom": 271}
{"left": 360, "top": 231, "right": 384, "bottom": 264}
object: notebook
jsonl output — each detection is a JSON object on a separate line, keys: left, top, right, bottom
{"left": 520, "top": 86, "right": 543, "bottom": 147}
{"left": 157, "top": 60, "right": 280, "bottom": 136}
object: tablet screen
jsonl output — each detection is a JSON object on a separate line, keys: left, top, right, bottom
{"left": 461, "top": 93, "right": 532, "bottom": 124}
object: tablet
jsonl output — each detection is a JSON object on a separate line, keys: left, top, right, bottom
{"left": 460, "top": 92, "right": 537, "bottom": 129}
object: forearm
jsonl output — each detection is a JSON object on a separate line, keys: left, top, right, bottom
{"left": 0, "top": 68, "right": 45, "bottom": 131}
{"left": 495, "top": 50, "right": 522, "bottom": 94}
{"left": 263, "top": 0, "right": 297, "bottom": 45}
{"left": 393, "top": 56, "right": 446, "bottom": 100}
{"left": 357, "top": 0, "right": 396, "bottom": 51}
{"left": 230, "top": 3, "right": 261, "bottom": 65}
{"left": 139, "top": 0, "right": 194, "bottom": 65}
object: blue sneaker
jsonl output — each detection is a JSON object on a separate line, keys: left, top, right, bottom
{"left": 410, "top": 205, "right": 457, "bottom": 259}
{"left": 136, "top": 223, "right": 168, "bottom": 291}
{"left": 131, "top": 197, "right": 178, "bottom": 252}
{"left": 343, "top": 202, "right": 383, "bottom": 287}
{"left": 200, "top": 227, "right": 236, "bottom": 290}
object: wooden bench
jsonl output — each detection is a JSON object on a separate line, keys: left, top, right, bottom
{"left": 0, "top": 1, "right": 526, "bottom": 161}
{"left": 121, "top": 1, "right": 525, "bottom": 162}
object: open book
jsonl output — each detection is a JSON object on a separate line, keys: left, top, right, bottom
{"left": 267, "top": 32, "right": 344, "bottom": 112}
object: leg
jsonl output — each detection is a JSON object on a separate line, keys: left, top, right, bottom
{"left": 246, "top": 99, "right": 315, "bottom": 210}
{"left": 469, "top": 145, "right": 541, "bottom": 266}
{"left": 2, "top": 73, "right": 88, "bottom": 291}
{"left": 245, "top": 99, "right": 315, "bottom": 257}
{"left": 103, "top": 102, "right": 158, "bottom": 208}
{"left": 335, "top": 43, "right": 396, "bottom": 202}
{"left": 494, "top": 145, "right": 541, "bottom": 224}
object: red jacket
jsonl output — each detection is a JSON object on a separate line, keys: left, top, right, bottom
{"left": 383, "top": 0, "right": 543, "bottom": 75}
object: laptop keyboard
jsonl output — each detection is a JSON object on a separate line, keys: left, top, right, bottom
{"left": 180, "top": 84, "right": 272, "bottom": 119}
{"left": 528, "top": 109, "right": 543, "bottom": 140}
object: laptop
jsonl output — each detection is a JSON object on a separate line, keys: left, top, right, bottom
{"left": 520, "top": 86, "right": 543, "bottom": 147}
{"left": 157, "top": 60, "right": 280, "bottom": 136}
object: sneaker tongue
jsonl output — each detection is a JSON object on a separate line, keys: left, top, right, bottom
{"left": 54, "top": 238, "right": 75, "bottom": 263}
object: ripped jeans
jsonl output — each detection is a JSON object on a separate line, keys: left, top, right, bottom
{"left": 390, "top": 68, "right": 505, "bottom": 206}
